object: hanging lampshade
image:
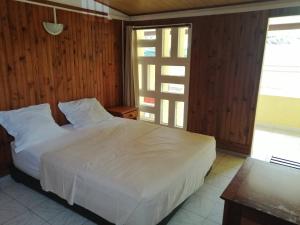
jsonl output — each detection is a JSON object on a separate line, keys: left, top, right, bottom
{"left": 43, "top": 8, "right": 64, "bottom": 36}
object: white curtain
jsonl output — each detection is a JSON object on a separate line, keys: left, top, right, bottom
{"left": 123, "top": 26, "right": 139, "bottom": 107}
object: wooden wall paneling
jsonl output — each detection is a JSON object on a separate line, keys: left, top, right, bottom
{"left": 0, "top": 4, "right": 9, "bottom": 110}
{"left": 245, "top": 11, "right": 269, "bottom": 147}
{"left": 188, "top": 17, "right": 213, "bottom": 135}
{"left": 0, "top": 0, "right": 123, "bottom": 175}
{"left": 226, "top": 13, "right": 248, "bottom": 145}
{"left": 0, "top": 3, "right": 12, "bottom": 175}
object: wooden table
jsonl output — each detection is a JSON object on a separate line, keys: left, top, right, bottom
{"left": 107, "top": 106, "right": 138, "bottom": 120}
{"left": 221, "top": 158, "right": 300, "bottom": 225}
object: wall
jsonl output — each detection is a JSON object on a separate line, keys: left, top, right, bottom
{"left": 256, "top": 95, "right": 300, "bottom": 130}
{"left": 126, "top": 7, "right": 300, "bottom": 155}
{"left": 0, "top": 1, "right": 123, "bottom": 175}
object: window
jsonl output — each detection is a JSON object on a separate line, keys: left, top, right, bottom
{"left": 137, "top": 29, "right": 156, "bottom": 40}
{"left": 139, "top": 96, "right": 155, "bottom": 107}
{"left": 147, "top": 65, "right": 156, "bottom": 91}
{"left": 162, "top": 28, "right": 172, "bottom": 57}
{"left": 138, "top": 47, "right": 156, "bottom": 57}
{"left": 175, "top": 101, "right": 184, "bottom": 128}
{"left": 178, "top": 27, "right": 189, "bottom": 58}
{"left": 161, "top": 66, "right": 185, "bottom": 77}
{"left": 135, "top": 27, "right": 191, "bottom": 129}
{"left": 160, "top": 99, "right": 169, "bottom": 125}
{"left": 260, "top": 28, "right": 300, "bottom": 98}
{"left": 140, "top": 111, "right": 155, "bottom": 122}
{"left": 138, "top": 64, "right": 142, "bottom": 90}
{"left": 161, "top": 83, "right": 185, "bottom": 94}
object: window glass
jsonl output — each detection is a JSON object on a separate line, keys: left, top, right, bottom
{"left": 175, "top": 101, "right": 184, "bottom": 128}
{"left": 260, "top": 29, "right": 300, "bottom": 98}
{"left": 140, "top": 111, "right": 155, "bottom": 122}
{"left": 147, "top": 65, "right": 156, "bottom": 91}
{"left": 161, "top": 65, "right": 185, "bottom": 77}
{"left": 161, "top": 83, "right": 185, "bottom": 94}
{"left": 138, "top": 47, "right": 156, "bottom": 57}
{"left": 160, "top": 99, "right": 169, "bottom": 125}
{"left": 162, "top": 28, "right": 172, "bottom": 57}
{"left": 138, "top": 64, "right": 142, "bottom": 90}
{"left": 178, "top": 27, "right": 189, "bottom": 58}
{"left": 137, "top": 29, "right": 156, "bottom": 40}
{"left": 139, "top": 96, "right": 155, "bottom": 107}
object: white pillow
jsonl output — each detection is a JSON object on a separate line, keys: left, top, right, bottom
{"left": 0, "top": 104, "right": 68, "bottom": 153}
{"left": 58, "top": 98, "right": 113, "bottom": 128}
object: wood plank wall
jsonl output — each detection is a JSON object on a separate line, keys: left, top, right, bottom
{"left": 126, "top": 7, "right": 300, "bottom": 154}
{"left": 0, "top": 1, "right": 123, "bottom": 175}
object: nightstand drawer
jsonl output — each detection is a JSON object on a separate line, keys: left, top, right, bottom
{"left": 123, "top": 110, "right": 138, "bottom": 119}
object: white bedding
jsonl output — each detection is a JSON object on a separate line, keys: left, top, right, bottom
{"left": 13, "top": 118, "right": 216, "bottom": 225}
{"left": 11, "top": 124, "right": 74, "bottom": 179}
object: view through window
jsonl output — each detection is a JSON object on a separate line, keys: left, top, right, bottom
{"left": 135, "top": 26, "right": 191, "bottom": 129}
{"left": 260, "top": 17, "right": 300, "bottom": 98}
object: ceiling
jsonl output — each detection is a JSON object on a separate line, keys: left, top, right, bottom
{"left": 95, "top": 0, "right": 274, "bottom": 16}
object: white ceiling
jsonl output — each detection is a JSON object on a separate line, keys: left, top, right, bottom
{"left": 47, "top": 0, "right": 128, "bottom": 19}
{"left": 48, "top": 0, "right": 82, "bottom": 8}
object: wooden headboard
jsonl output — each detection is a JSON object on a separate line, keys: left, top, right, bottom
{"left": 0, "top": 1, "right": 123, "bottom": 175}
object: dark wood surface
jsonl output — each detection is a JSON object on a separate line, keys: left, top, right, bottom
{"left": 0, "top": 0, "right": 123, "bottom": 176}
{"left": 96, "top": 0, "right": 273, "bottom": 16}
{"left": 221, "top": 158, "right": 300, "bottom": 225}
{"left": 107, "top": 106, "right": 138, "bottom": 119}
{"left": 126, "top": 7, "right": 300, "bottom": 155}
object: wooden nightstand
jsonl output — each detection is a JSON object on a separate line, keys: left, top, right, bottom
{"left": 107, "top": 106, "right": 138, "bottom": 120}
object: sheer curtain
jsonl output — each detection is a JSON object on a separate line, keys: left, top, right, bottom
{"left": 123, "top": 26, "right": 139, "bottom": 107}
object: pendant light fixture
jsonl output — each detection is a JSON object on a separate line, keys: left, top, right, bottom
{"left": 43, "top": 8, "right": 64, "bottom": 36}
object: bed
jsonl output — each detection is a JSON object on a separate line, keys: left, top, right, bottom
{"left": 11, "top": 117, "right": 216, "bottom": 225}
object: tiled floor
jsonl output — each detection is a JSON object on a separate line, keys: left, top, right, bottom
{"left": 0, "top": 152, "right": 245, "bottom": 225}
{"left": 252, "top": 125, "right": 300, "bottom": 162}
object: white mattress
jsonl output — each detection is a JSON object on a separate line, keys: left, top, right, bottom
{"left": 12, "top": 118, "right": 216, "bottom": 225}
{"left": 11, "top": 124, "right": 74, "bottom": 179}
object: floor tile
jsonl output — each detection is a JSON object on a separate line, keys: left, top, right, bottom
{"left": 211, "top": 164, "right": 241, "bottom": 179}
{"left": 204, "top": 173, "right": 232, "bottom": 190}
{"left": 167, "top": 208, "right": 205, "bottom": 225}
{"left": 202, "top": 218, "right": 221, "bottom": 225}
{"left": 0, "top": 198, "right": 28, "bottom": 224}
{"left": 207, "top": 199, "right": 224, "bottom": 224}
{"left": 82, "top": 220, "right": 98, "bottom": 225}
{"left": 182, "top": 194, "right": 216, "bottom": 218}
{"left": 219, "top": 155, "right": 245, "bottom": 168}
{"left": 252, "top": 126, "right": 300, "bottom": 162}
{"left": 214, "top": 151, "right": 226, "bottom": 165}
{"left": 0, "top": 176, "right": 15, "bottom": 190}
{"left": 3, "top": 211, "right": 47, "bottom": 225}
{"left": 48, "top": 209, "right": 87, "bottom": 225}
{"left": 194, "top": 183, "right": 224, "bottom": 201}
{"left": 2, "top": 182, "right": 48, "bottom": 209}
{"left": 32, "top": 198, "right": 68, "bottom": 221}
{"left": 0, "top": 191, "right": 13, "bottom": 205}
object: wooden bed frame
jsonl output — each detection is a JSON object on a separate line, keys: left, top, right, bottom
{"left": 10, "top": 165, "right": 196, "bottom": 225}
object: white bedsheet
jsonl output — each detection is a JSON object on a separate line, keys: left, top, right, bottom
{"left": 37, "top": 118, "right": 216, "bottom": 225}
{"left": 11, "top": 124, "right": 75, "bottom": 179}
